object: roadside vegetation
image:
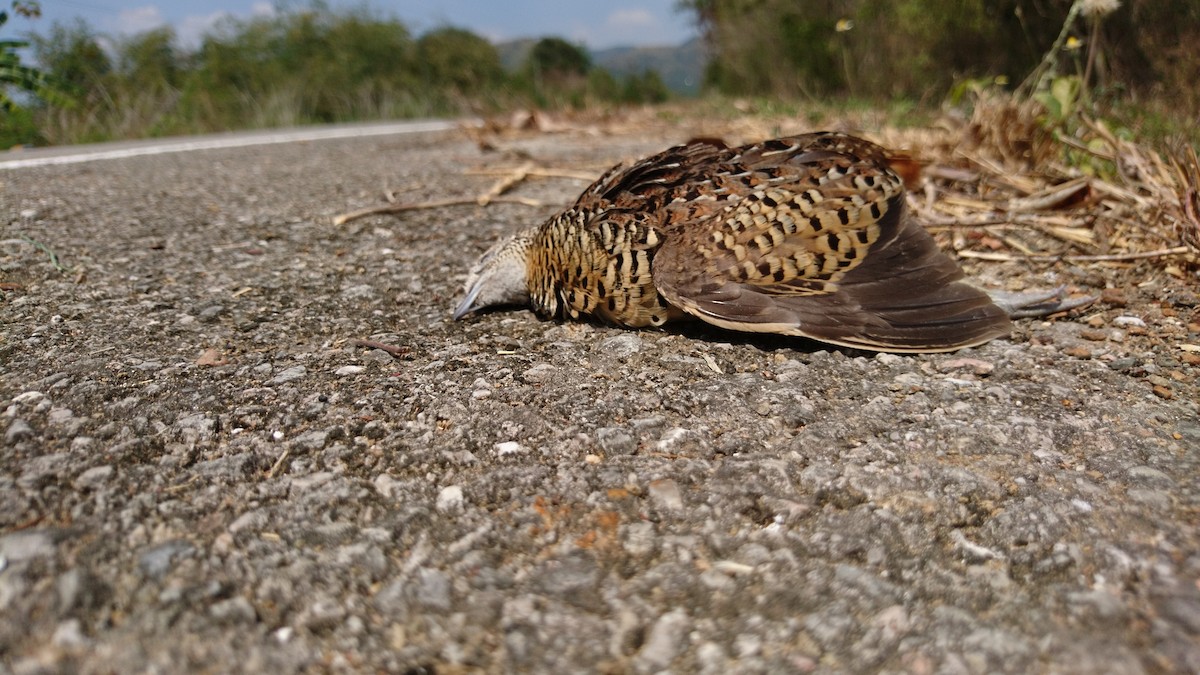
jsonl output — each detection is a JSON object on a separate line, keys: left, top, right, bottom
{"left": 0, "top": 4, "right": 667, "bottom": 147}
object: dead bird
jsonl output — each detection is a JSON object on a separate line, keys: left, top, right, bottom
{"left": 454, "top": 132, "right": 1090, "bottom": 353}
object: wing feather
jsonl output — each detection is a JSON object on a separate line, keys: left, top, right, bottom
{"left": 651, "top": 133, "right": 1010, "bottom": 352}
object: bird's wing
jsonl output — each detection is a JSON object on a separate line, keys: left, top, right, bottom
{"left": 651, "top": 132, "right": 1010, "bottom": 353}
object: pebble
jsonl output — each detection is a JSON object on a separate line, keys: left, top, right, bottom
{"left": 51, "top": 619, "right": 89, "bottom": 648}
{"left": 334, "top": 365, "right": 365, "bottom": 376}
{"left": 874, "top": 352, "right": 903, "bottom": 366}
{"left": 1112, "top": 315, "right": 1146, "bottom": 328}
{"left": 0, "top": 530, "right": 57, "bottom": 563}
{"left": 46, "top": 407, "right": 75, "bottom": 425}
{"left": 656, "top": 427, "right": 706, "bottom": 454}
{"left": 374, "top": 474, "right": 401, "bottom": 498}
{"left": 290, "top": 471, "right": 334, "bottom": 491}
{"left": 630, "top": 417, "right": 665, "bottom": 434}
{"left": 696, "top": 641, "right": 731, "bottom": 675}
{"left": 1100, "top": 288, "right": 1128, "bottom": 306}
{"left": 228, "top": 510, "right": 268, "bottom": 533}
{"left": 521, "top": 363, "right": 557, "bottom": 384}
{"left": 267, "top": 365, "right": 307, "bottom": 385}
{"left": 939, "top": 358, "right": 995, "bottom": 376}
{"left": 209, "top": 596, "right": 257, "bottom": 624}
{"left": 56, "top": 569, "right": 105, "bottom": 614}
{"left": 494, "top": 441, "right": 528, "bottom": 457}
{"left": 138, "top": 540, "right": 195, "bottom": 579}
{"left": 1126, "top": 488, "right": 1171, "bottom": 510}
{"left": 11, "top": 391, "right": 45, "bottom": 405}
{"left": 176, "top": 413, "right": 216, "bottom": 436}
{"left": 414, "top": 568, "right": 452, "bottom": 611}
{"left": 436, "top": 485, "right": 465, "bottom": 513}
{"left": 1108, "top": 357, "right": 1138, "bottom": 371}
{"left": 198, "top": 305, "right": 225, "bottom": 322}
{"left": 622, "top": 521, "right": 657, "bottom": 556}
{"left": 74, "top": 465, "right": 114, "bottom": 490}
{"left": 648, "top": 479, "right": 684, "bottom": 511}
{"left": 340, "top": 284, "right": 376, "bottom": 300}
{"left": 532, "top": 553, "right": 600, "bottom": 598}
{"left": 293, "top": 429, "right": 329, "bottom": 450}
{"left": 301, "top": 597, "right": 346, "bottom": 630}
{"left": 596, "top": 427, "right": 636, "bottom": 455}
{"left": 5, "top": 418, "right": 34, "bottom": 444}
{"left": 1126, "top": 465, "right": 1173, "bottom": 487}
{"left": 635, "top": 609, "right": 691, "bottom": 672}
{"left": 599, "top": 333, "right": 643, "bottom": 358}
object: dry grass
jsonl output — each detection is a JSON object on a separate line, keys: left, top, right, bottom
{"left": 886, "top": 96, "right": 1200, "bottom": 278}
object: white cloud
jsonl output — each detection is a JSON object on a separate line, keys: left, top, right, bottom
{"left": 251, "top": 2, "right": 276, "bottom": 18}
{"left": 606, "top": 8, "right": 656, "bottom": 29}
{"left": 113, "top": 6, "right": 166, "bottom": 35}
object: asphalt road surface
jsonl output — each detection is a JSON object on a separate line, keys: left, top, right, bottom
{"left": 2, "top": 121, "right": 1198, "bottom": 673}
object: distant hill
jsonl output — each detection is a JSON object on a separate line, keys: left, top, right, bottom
{"left": 592, "top": 38, "right": 707, "bottom": 96}
{"left": 495, "top": 38, "right": 708, "bottom": 97}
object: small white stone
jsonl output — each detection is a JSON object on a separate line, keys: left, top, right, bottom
{"left": 648, "top": 478, "right": 684, "bottom": 510}
{"left": 12, "top": 391, "right": 45, "bottom": 405}
{"left": 494, "top": 441, "right": 528, "bottom": 457}
{"left": 874, "top": 352, "right": 903, "bottom": 366}
{"left": 334, "top": 365, "right": 365, "bottom": 376}
{"left": 1112, "top": 315, "right": 1146, "bottom": 328}
{"left": 436, "top": 485, "right": 465, "bottom": 513}
{"left": 373, "top": 474, "right": 398, "bottom": 499}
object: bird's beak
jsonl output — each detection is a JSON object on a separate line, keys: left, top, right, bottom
{"left": 452, "top": 284, "right": 483, "bottom": 321}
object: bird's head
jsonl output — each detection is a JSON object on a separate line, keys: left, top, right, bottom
{"left": 452, "top": 230, "right": 534, "bottom": 320}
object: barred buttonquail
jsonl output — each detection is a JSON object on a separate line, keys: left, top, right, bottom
{"left": 454, "top": 132, "right": 1080, "bottom": 353}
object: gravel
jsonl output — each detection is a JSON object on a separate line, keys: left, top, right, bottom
{"left": 2, "top": 125, "right": 1198, "bottom": 673}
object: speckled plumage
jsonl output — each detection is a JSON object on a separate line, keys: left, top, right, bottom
{"left": 456, "top": 132, "right": 1013, "bottom": 353}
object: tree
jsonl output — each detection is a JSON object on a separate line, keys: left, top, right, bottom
{"left": 527, "top": 37, "right": 590, "bottom": 84}
{"left": 417, "top": 27, "right": 503, "bottom": 92}
{"left": 30, "top": 18, "right": 110, "bottom": 92}
{"left": 117, "top": 27, "right": 180, "bottom": 92}
{"left": 1, "top": 1, "right": 61, "bottom": 111}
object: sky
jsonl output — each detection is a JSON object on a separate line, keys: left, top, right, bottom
{"left": 20, "top": 0, "right": 699, "bottom": 50}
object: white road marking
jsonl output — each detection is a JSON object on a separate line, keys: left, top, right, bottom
{"left": 0, "top": 119, "right": 465, "bottom": 170}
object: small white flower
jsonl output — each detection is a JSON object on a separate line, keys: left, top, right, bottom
{"left": 1080, "top": 0, "right": 1120, "bottom": 18}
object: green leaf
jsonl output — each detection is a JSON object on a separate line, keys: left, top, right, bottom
{"left": 1050, "top": 76, "right": 1080, "bottom": 119}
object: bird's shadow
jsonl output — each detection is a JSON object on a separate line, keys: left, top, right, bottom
{"left": 655, "top": 319, "right": 875, "bottom": 357}
{"left": 460, "top": 305, "right": 876, "bottom": 358}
